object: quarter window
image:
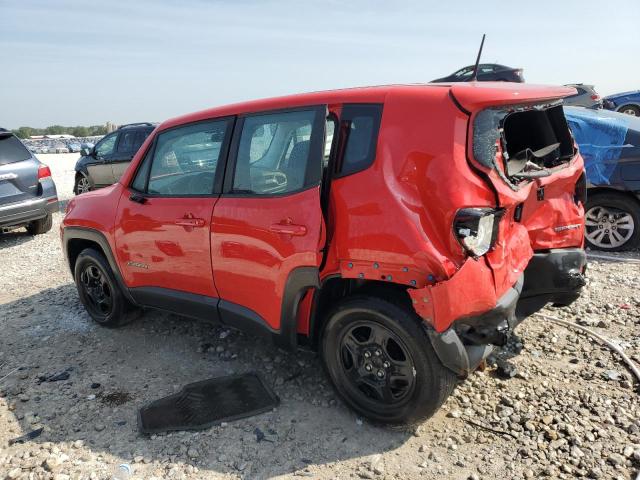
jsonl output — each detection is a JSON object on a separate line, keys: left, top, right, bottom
{"left": 232, "top": 110, "right": 320, "bottom": 195}
{"left": 132, "top": 120, "right": 229, "bottom": 195}
{"left": 337, "top": 104, "right": 383, "bottom": 177}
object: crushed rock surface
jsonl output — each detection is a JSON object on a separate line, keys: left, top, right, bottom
{"left": 0, "top": 155, "right": 638, "bottom": 479}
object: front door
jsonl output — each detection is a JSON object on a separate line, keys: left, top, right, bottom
{"left": 87, "top": 131, "right": 118, "bottom": 187}
{"left": 114, "top": 119, "right": 232, "bottom": 301}
{"left": 211, "top": 107, "right": 326, "bottom": 337}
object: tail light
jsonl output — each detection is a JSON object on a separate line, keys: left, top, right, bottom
{"left": 590, "top": 94, "right": 601, "bottom": 101}
{"left": 38, "top": 164, "right": 52, "bottom": 179}
{"left": 574, "top": 171, "right": 587, "bottom": 205}
{"left": 453, "top": 208, "right": 504, "bottom": 257}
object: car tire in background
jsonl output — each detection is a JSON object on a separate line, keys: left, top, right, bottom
{"left": 26, "top": 214, "right": 53, "bottom": 235}
{"left": 74, "top": 248, "right": 140, "bottom": 327}
{"left": 74, "top": 174, "right": 92, "bottom": 195}
{"left": 619, "top": 104, "right": 640, "bottom": 117}
{"left": 321, "top": 295, "right": 456, "bottom": 426}
{"left": 585, "top": 192, "right": 640, "bottom": 251}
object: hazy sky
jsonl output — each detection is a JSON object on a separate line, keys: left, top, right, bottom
{"left": 2, "top": 0, "right": 639, "bottom": 128}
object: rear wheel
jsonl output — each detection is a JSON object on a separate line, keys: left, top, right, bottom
{"left": 74, "top": 248, "right": 139, "bottom": 327}
{"left": 26, "top": 214, "right": 52, "bottom": 235}
{"left": 585, "top": 192, "right": 640, "bottom": 251}
{"left": 321, "top": 296, "right": 456, "bottom": 426}
{"left": 619, "top": 104, "right": 640, "bottom": 116}
{"left": 75, "top": 174, "right": 92, "bottom": 194}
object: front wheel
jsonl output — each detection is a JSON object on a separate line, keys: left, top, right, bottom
{"left": 74, "top": 248, "right": 139, "bottom": 327}
{"left": 321, "top": 296, "right": 456, "bottom": 426}
{"left": 75, "top": 174, "right": 92, "bottom": 194}
{"left": 585, "top": 193, "right": 640, "bottom": 251}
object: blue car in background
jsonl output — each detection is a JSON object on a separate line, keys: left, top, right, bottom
{"left": 602, "top": 90, "right": 640, "bottom": 117}
{"left": 564, "top": 106, "right": 640, "bottom": 251}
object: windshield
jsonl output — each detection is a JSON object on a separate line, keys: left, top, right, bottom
{"left": 0, "top": 134, "right": 32, "bottom": 165}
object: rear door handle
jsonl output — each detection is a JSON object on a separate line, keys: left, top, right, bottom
{"left": 269, "top": 223, "right": 307, "bottom": 236}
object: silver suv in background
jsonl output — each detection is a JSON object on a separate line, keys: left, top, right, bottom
{"left": 563, "top": 84, "right": 603, "bottom": 109}
{"left": 0, "top": 129, "right": 58, "bottom": 235}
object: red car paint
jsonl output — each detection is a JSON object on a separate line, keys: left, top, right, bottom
{"left": 62, "top": 82, "right": 585, "bottom": 344}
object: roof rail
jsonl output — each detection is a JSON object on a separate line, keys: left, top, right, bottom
{"left": 119, "top": 122, "right": 156, "bottom": 129}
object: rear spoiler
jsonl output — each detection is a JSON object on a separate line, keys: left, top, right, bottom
{"left": 450, "top": 83, "right": 577, "bottom": 113}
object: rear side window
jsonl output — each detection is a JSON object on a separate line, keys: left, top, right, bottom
{"left": 0, "top": 134, "right": 31, "bottom": 165}
{"left": 117, "top": 131, "right": 136, "bottom": 153}
{"left": 117, "top": 129, "right": 151, "bottom": 154}
{"left": 336, "top": 104, "right": 383, "bottom": 177}
{"left": 132, "top": 120, "right": 229, "bottom": 195}
{"left": 232, "top": 109, "right": 322, "bottom": 195}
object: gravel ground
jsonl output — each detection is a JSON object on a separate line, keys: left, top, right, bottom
{"left": 0, "top": 154, "right": 639, "bottom": 480}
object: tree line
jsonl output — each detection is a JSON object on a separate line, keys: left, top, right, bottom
{"left": 11, "top": 125, "right": 109, "bottom": 139}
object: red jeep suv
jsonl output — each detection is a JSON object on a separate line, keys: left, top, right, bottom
{"left": 62, "top": 83, "right": 586, "bottom": 425}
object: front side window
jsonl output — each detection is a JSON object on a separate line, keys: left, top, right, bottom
{"left": 95, "top": 133, "right": 117, "bottom": 159}
{"left": 232, "top": 110, "right": 320, "bottom": 195}
{"left": 132, "top": 120, "right": 229, "bottom": 195}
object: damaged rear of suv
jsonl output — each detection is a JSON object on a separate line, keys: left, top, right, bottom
{"left": 410, "top": 84, "right": 587, "bottom": 380}
{"left": 62, "top": 82, "right": 586, "bottom": 425}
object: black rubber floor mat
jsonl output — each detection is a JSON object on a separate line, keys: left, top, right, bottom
{"left": 138, "top": 372, "right": 279, "bottom": 434}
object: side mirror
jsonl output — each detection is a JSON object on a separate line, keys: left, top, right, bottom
{"left": 80, "top": 146, "right": 94, "bottom": 157}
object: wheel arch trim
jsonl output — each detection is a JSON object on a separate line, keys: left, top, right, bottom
{"left": 62, "top": 226, "right": 137, "bottom": 305}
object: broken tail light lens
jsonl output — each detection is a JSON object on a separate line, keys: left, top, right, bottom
{"left": 454, "top": 208, "right": 503, "bottom": 257}
{"left": 38, "top": 164, "right": 52, "bottom": 179}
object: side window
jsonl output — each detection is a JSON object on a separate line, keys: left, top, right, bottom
{"left": 133, "top": 130, "right": 151, "bottom": 151}
{"left": 232, "top": 110, "right": 319, "bottom": 195}
{"left": 131, "top": 120, "right": 229, "bottom": 196}
{"left": 455, "top": 67, "right": 473, "bottom": 79}
{"left": 95, "top": 133, "right": 117, "bottom": 159}
{"left": 116, "top": 131, "right": 136, "bottom": 153}
{"left": 337, "top": 104, "right": 383, "bottom": 177}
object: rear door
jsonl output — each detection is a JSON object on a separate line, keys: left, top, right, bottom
{"left": 87, "top": 132, "right": 118, "bottom": 186}
{"left": 211, "top": 106, "right": 326, "bottom": 341}
{"left": 111, "top": 129, "right": 152, "bottom": 181}
{"left": 114, "top": 119, "right": 232, "bottom": 301}
{"left": 0, "top": 133, "right": 39, "bottom": 205}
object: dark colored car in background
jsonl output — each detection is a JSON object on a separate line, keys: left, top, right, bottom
{"left": 564, "top": 106, "right": 640, "bottom": 250}
{"left": 603, "top": 90, "right": 640, "bottom": 117}
{"left": 74, "top": 122, "right": 155, "bottom": 194}
{"left": 431, "top": 63, "right": 524, "bottom": 83}
{"left": 563, "top": 84, "right": 602, "bottom": 109}
{"left": 0, "top": 128, "right": 58, "bottom": 235}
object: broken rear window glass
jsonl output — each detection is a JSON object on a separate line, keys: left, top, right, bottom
{"left": 473, "top": 104, "right": 575, "bottom": 187}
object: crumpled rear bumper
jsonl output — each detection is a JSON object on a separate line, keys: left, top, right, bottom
{"left": 416, "top": 247, "right": 586, "bottom": 377}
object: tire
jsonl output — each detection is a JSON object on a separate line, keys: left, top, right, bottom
{"left": 619, "top": 104, "right": 640, "bottom": 117}
{"left": 26, "top": 214, "right": 52, "bottom": 235}
{"left": 74, "top": 174, "right": 92, "bottom": 194}
{"left": 74, "top": 248, "right": 139, "bottom": 327}
{"left": 321, "top": 295, "right": 456, "bottom": 426}
{"left": 585, "top": 192, "right": 640, "bottom": 251}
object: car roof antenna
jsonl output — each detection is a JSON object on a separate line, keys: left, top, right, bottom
{"left": 470, "top": 34, "right": 486, "bottom": 82}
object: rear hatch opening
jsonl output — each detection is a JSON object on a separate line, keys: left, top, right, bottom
{"left": 473, "top": 103, "right": 576, "bottom": 189}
